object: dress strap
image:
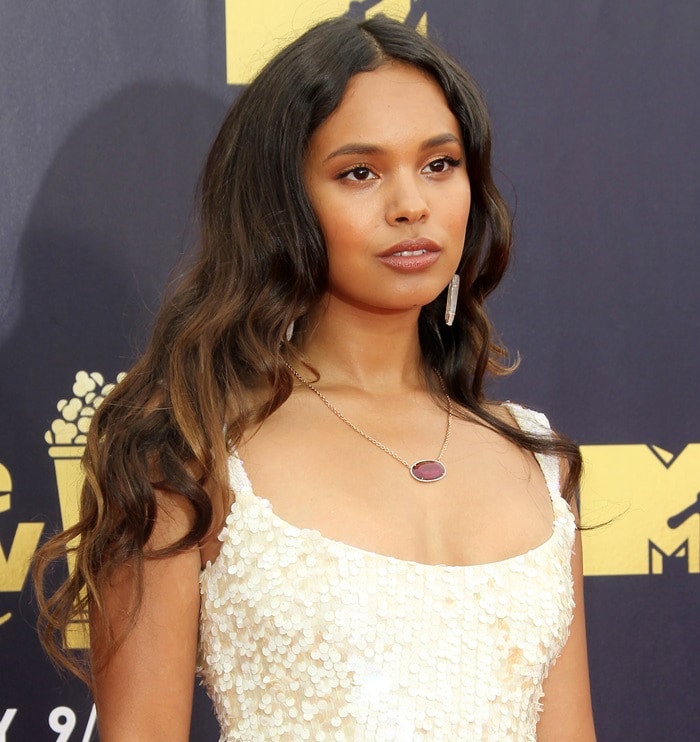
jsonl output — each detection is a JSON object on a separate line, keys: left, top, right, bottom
{"left": 502, "top": 402, "right": 562, "bottom": 504}
{"left": 227, "top": 452, "right": 251, "bottom": 496}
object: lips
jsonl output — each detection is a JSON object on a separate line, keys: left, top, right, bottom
{"left": 378, "top": 238, "right": 440, "bottom": 257}
{"left": 377, "top": 238, "right": 441, "bottom": 272}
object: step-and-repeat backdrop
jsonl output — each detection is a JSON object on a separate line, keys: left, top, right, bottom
{"left": 1, "top": 2, "right": 698, "bottom": 739}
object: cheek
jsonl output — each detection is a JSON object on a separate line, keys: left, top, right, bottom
{"left": 320, "top": 207, "right": 375, "bottom": 253}
{"left": 444, "top": 195, "right": 470, "bottom": 241}
{"left": 437, "top": 176, "right": 470, "bottom": 231}
{"left": 455, "top": 190, "right": 471, "bottom": 235}
{"left": 317, "top": 214, "right": 349, "bottom": 257}
{"left": 309, "top": 186, "right": 353, "bottom": 241}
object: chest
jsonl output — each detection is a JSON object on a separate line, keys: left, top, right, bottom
{"left": 231, "top": 428, "right": 557, "bottom": 568}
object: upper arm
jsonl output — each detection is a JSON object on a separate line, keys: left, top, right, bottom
{"left": 536, "top": 501, "right": 597, "bottom": 741}
{"left": 91, "top": 495, "right": 203, "bottom": 742}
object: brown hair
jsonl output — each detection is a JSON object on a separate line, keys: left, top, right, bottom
{"left": 34, "top": 14, "right": 581, "bottom": 682}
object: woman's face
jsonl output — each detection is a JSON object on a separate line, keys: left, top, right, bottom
{"left": 304, "top": 62, "right": 470, "bottom": 318}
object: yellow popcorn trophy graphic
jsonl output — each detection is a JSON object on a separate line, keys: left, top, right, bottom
{"left": 46, "top": 370, "right": 124, "bottom": 648}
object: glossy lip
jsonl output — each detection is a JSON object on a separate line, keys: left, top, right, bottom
{"left": 378, "top": 238, "right": 440, "bottom": 258}
{"left": 377, "top": 238, "right": 441, "bottom": 272}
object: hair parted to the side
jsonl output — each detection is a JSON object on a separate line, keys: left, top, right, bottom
{"left": 34, "top": 15, "right": 582, "bottom": 682}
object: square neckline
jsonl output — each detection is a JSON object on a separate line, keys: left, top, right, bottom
{"left": 203, "top": 404, "right": 572, "bottom": 573}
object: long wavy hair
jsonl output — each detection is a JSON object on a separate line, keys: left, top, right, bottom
{"left": 34, "top": 14, "right": 582, "bottom": 682}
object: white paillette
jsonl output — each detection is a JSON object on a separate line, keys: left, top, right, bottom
{"left": 198, "top": 405, "right": 576, "bottom": 741}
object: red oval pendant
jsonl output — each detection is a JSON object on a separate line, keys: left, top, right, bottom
{"left": 410, "top": 460, "right": 446, "bottom": 482}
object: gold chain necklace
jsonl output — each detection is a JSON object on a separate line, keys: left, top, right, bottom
{"left": 286, "top": 363, "right": 452, "bottom": 483}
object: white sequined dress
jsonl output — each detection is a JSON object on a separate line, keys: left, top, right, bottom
{"left": 198, "top": 405, "right": 576, "bottom": 741}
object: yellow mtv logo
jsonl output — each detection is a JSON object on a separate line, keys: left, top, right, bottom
{"left": 225, "top": 0, "right": 428, "bottom": 84}
{"left": 0, "top": 462, "right": 45, "bottom": 628}
{"left": 581, "top": 444, "right": 700, "bottom": 575}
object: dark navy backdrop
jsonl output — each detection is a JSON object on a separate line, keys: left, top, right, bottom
{"left": 1, "top": 2, "right": 698, "bottom": 739}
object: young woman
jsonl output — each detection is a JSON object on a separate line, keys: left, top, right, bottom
{"left": 35, "top": 15, "right": 596, "bottom": 741}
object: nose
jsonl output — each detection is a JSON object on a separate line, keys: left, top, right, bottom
{"left": 385, "top": 173, "right": 429, "bottom": 225}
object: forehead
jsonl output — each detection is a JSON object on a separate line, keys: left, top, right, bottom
{"left": 309, "top": 63, "right": 462, "bottom": 154}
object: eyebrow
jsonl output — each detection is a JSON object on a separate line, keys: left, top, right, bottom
{"left": 323, "top": 133, "right": 462, "bottom": 162}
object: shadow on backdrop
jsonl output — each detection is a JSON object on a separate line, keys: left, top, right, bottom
{"left": 0, "top": 80, "right": 227, "bottom": 741}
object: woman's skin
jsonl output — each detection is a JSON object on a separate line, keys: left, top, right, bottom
{"left": 93, "top": 62, "right": 596, "bottom": 741}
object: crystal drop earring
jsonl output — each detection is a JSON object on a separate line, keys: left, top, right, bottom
{"left": 445, "top": 274, "right": 460, "bottom": 326}
{"left": 285, "top": 320, "right": 295, "bottom": 342}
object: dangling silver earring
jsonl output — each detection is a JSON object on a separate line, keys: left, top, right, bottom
{"left": 285, "top": 320, "right": 295, "bottom": 342}
{"left": 444, "top": 274, "right": 460, "bottom": 326}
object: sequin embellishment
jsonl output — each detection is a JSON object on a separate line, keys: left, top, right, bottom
{"left": 198, "top": 405, "right": 576, "bottom": 741}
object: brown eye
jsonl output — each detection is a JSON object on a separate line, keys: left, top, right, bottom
{"left": 337, "top": 165, "right": 377, "bottom": 182}
{"left": 424, "top": 157, "right": 461, "bottom": 174}
{"left": 350, "top": 166, "right": 371, "bottom": 180}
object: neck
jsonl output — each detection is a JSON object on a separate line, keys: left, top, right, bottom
{"left": 300, "top": 296, "right": 426, "bottom": 393}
